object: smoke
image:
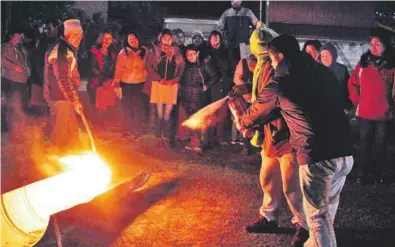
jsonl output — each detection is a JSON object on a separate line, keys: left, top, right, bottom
{"left": 3, "top": 91, "right": 62, "bottom": 179}
{"left": 181, "top": 96, "right": 229, "bottom": 131}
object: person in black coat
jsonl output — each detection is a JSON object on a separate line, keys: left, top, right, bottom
{"left": 180, "top": 44, "right": 218, "bottom": 153}
{"left": 206, "top": 30, "right": 234, "bottom": 146}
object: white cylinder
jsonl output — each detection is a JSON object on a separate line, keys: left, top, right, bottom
{"left": 1, "top": 186, "right": 50, "bottom": 247}
{"left": 1, "top": 153, "right": 112, "bottom": 247}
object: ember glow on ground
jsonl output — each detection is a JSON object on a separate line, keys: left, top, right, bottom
{"left": 2, "top": 130, "right": 395, "bottom": 247}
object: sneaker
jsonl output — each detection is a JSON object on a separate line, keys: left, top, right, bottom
{"left": 244, "top": 216, "right": 278, "bottom": 233}
{"left": 185, "top": 145, "right": 193, "bottom": 150}
{"left": 291, "top": 224, "right": 309, "bottom": 247}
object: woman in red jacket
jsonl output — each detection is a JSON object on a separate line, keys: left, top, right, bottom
{"left": 348, "top": 27, "right": 395, "bottom": 185}
{"left": 88, "top": 32, "right": 117, "bottom": 116}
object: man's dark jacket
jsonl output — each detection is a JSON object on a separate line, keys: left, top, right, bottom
{"left": 241, "top": 52, "right": 353, "bottom": 165}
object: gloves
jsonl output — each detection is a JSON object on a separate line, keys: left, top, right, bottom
{"left": 228, "top": 84, "right": 249, "bottom": 98}
{"left": 74, "top": 102, "right": 83, "bottom": 115}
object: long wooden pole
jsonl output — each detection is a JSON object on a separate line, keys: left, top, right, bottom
{"left": 79, "top": 112, "right": 97, "bottom": 153}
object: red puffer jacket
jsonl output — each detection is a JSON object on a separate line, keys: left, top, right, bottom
{"left": 348, "top": 59, "right": 395, "bottom": 120}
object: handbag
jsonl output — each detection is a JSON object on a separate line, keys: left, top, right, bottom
{"left": 150, "top": 81, "right": 178, "bottom": 105}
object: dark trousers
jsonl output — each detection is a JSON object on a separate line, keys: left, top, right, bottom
{"left": 357, "top": 117, "right": 388, "bottom": 179}
{"left": 169, "top": 101, "right": 178, "bottom": 141}
{"left": 121, "top": 83, "right": 147, "bottom": 136}
{"left": 48, "top": 100, "right": 81, "bottom": 154}
{"left": 229, "top": 47, "right": 241, "bottom": 72}
{"left": 208, "top": 76, "right": 232, "bottom": 144}
{"left": 1, "top": 77, "right": 29, "bottom": 133}
{"left": 87, "top": 84, "right": 96, "bottom": 109}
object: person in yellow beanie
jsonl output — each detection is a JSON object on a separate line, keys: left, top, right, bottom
{"left": 43, "top": 19, "right": 84, "bottom": 154}
{"left": 230, "top": 25, "right": 308, "bottom": 247}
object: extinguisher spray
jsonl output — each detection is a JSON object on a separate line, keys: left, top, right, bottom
{"left": 227, "top": 96, "right": 255, "bottom": 138}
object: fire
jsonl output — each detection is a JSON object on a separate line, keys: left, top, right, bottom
{"left": 182, "top": 118, "right": 203, "bottom": 130}
{"left": 19, "top": 152, "right": 113, "bottom": 219}
{"left": 0, "top": 152, "right": 113, "bottom": 247}
{"left": 58, "top": 152, "right": 112, "bottom": 196}
{"left": 182, "top": 97, "right": 229, "bottom": 131}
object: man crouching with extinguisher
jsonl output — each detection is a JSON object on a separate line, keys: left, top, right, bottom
{"left": 228, "top": 24, "right": 308, "bottom": 247}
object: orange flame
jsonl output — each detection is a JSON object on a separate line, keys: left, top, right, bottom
{"left": 182, "top": 97, "right": 229, "bottom": 131}
{"left": 21, "top": 152, "right": 113, "bottom": 218}
{"left": 58, "top": 152, "right": 112, "bottom": 196}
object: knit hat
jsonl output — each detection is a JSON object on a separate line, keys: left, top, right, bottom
{"left": 254, "top": 25, "right": 279, "bottom": 45}
{"left": 185, "top": 44, "right": 199, "bottom": 52}
{"left": 191, "top": 30, "right": 204, "bottom": 39}
{"left": 249, "top": 25, "right": 279, "bottom": 57}
{"left": 63, "top": 19, "right": 83, "bottom": 36}
{"left": 231, "top": 0, "right": 243, "bottom": 8}
{"left": 320, "top": 42, "right": 338, "bottom": 61}
{"left": 158, "top": 28, "right": 173, "bottom": 42}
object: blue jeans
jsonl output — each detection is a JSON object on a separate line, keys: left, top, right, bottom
{"left": 357, "top": 117, "right": 388, "bottom": 179}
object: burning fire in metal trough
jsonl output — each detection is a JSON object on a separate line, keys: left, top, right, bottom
{"left": 1, "top": 152, "right": 151, "bottom": 247}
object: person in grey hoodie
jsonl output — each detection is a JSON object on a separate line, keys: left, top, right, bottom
{"left": 320, "top": 43, "right": 350, "bottom": 86}
{"left": 1, "top": 26, "right": 31, "bottom": 133}
{"left": 320, "top": 42, "right": 352, "bottom": 110}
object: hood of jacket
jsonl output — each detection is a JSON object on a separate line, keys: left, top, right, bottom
{"left": 249, "top": 25, "right": 279, "bottom": 61}
{"left": 320, "top": 42, "right": 338, "bottom": 67}
{"left": 250, "top": 26, "right": 278, "bottom": 103}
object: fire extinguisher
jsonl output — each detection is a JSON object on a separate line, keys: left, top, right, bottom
{"left": 227, "top": 96, "right": 255, "bottom": 138}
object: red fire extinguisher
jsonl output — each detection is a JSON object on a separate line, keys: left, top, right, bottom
{"left": 227, "top": 96, "right": 255, "bottom": 138}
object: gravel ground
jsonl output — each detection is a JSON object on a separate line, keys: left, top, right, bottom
{"left": 2, "top": 117, "right": 395, "bottom": 247}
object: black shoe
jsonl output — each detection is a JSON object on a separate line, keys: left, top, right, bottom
{"left": 244, "top": 216, "right": 278, "bottom": 233}
{"left": 291, "top": 224, "right": 309, "bottom": 247}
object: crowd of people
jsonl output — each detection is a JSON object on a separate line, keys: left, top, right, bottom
{"left": 2, "top": 1, "right": 395, "bottom": 247}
